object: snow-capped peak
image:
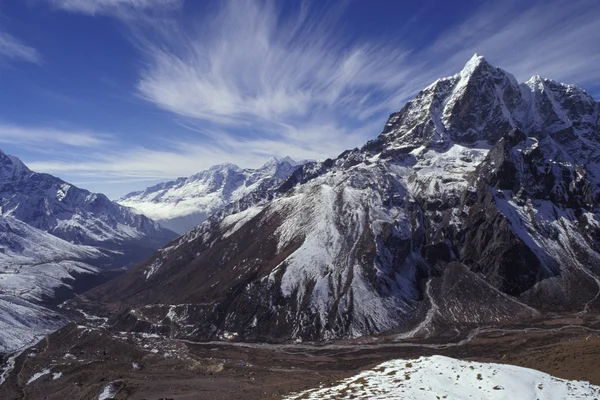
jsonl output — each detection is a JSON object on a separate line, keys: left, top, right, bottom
{"left": 380, "top": 53, "right": 599, "bottom": 150}
{"left": 461, "top": 53, "right": 488, "bottom": 75}
{"left": 0, "top": 149, "right": 175, "bottom": 258}
{"left": 0, "top": 150, "right": 32, "bottom": 183}
{"left": 260, "top": 156, "right": 285, "bottom": 169}
{"left": 118, "top": 156, "right": 305, "bottom": 233}
{"left": 260, "top": 156, "right": 301, "bottom": 169}
{"left": 207, "top": 162, "right": 240, "bottom": 172}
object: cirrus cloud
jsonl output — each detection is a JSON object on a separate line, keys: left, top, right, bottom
{"left": 47, "top": 0, "right": 182, "bottom": 16}
{"left": 0, "top": 32, "right": 41, "bottom": 64}
{"left": 8, "top": 0, "right": 600, "bottom": 199}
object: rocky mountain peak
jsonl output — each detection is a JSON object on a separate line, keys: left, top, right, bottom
{"left": 379, "top": 54, "right": 598, "bottom": 154}
{"left": 0, "top": 150, "right": 32, "bottom": 183}
{"left": 208, "top": 162, "right": 240, "bottom": 172}
{"left": 459, "top": 53, "right": 491, "bottom": 78}
{"left": 0, "top": 150, "right": 176, "bottom": 263}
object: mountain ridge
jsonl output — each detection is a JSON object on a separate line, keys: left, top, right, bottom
{"left": 0, "top": 151, "right": 177, "bottom": 353}
{"left": 72, "top": 54, "right": 600, "bottom": 344}
{"left": 118, "top": 156, "right": 306, "bottom": 233}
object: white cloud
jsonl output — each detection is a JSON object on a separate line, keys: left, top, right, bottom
{"left": 48, "top": 0, "right": 182, "bottom": 16}
{"left": 0, "top": 32, "right": 41, "bottom": 63}
{"left": 23, "top": 125, "right": 358, "bottom": 182}
{"left": 0, "top": 123, "right": 110, "bottom": 148}
{"left": 133, "top": 1, "right": 414, "bottom": 126}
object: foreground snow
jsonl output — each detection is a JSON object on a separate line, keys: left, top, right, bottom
{"left": 284, "top": 355, "right": 600, "bottom": 399}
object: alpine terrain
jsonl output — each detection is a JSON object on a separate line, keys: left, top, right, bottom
{"left": 118, "top": 157, "right": 305, "bottom": 234}
{"left": 2, "top": 54, "right": 600, "bottom": 400}
{"left": 75, "top": 54, "right": 600, "bottom": 342}
{"left": 0, "top": 150, "right": 177, "bottom": 354}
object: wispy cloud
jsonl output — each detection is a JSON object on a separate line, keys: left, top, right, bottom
{"left": 122, "top": 0, "right": 424, "bottom": 173}
{"left": 17, "top": 0, "right": 600, "bottom": 197}
{"left": 130, "top": 0, "right": 600, "bottom": 161}
{"left": 0, "top": 123, "right": 111, "bottom": 148}
{"left": 23, "top": 125, "right": 359, "bottom": 182}
{"left": 429, "top": 0, "right": 600, "bottom": 86}
{"left": 25, "top": 141, "right": 272, "bottom": 183}
{"left": 47, "top": 0, "right": 182, "bottom": 16}
{"left": 0, "top": 32, "right": 41, "bottom": 63}
{"left": 134, "top": 1, "right": 411, "bottom": 125}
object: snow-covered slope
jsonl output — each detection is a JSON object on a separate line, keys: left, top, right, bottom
{"left": 77, "top": 54, "right": 600, "bottom": 343}
{"left": 284, "top": 355, "right": 600, "bottom": 399}
{"left": 0, "top": 150, "right": 176, "bottom": 266}
{"left": 0, "top": 216, "right": 108, "bottom": 353}
{"left": 118, "top": 157, "right": 303, "bottom": 233}
{"left": 0, "top": 152, "right": 177, "bottom": 354}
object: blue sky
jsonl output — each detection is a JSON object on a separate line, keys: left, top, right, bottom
{"left": 0, "top": 0, "right": 599, "bottom": 198}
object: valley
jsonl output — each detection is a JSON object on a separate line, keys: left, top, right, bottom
{"left": 2, "top": 311, "right": 600, "bottom": 399}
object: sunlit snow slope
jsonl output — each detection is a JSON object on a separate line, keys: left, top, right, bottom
{"left": 284, "top": 355, "right": 600, "bottom": 400}
{"left": 118, "top": 157, "right": 303, "bottom": 233}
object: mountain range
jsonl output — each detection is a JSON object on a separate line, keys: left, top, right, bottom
{"left": 118, "top": 157, "right": 305, "bottom": 234}
{"left": 71, "top": 54, "right": 600, "bottom": 344}
{"left": 2, "top": 53, "right": 600, "bottom": 400}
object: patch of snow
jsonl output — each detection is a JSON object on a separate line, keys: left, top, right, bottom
{"left": 98, "top": 381, "right": 119, "bottom": 400}
{"left": 144, "top": 259, "right": 162, "bottom": 280}
{"left": 219, "top": 331, "right": 238, "bottom": 340}
{"left": 0, "top": 350, "right": 23, "bottom": 386}
{"left": 284, "top": 355, "right": 600, "bottom": 399}
{"left": 26, "top": 368, "right": 51, "bottom": 385}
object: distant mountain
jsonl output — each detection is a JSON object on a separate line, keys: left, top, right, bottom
{"left": 77, "top": 54, "right": 600, "bottom": 343}
{"left": 0, "top": 150, "right": 176, "bottom": 266}
{"left": 0, "top": 150, "right": 177, "bottom": 353}
{"left": 118, "top": 157, "right": 305, "bottom": 233}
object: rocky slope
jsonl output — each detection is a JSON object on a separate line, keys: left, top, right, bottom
{"left": 0, "top": 151, "right": 177, "bottom": 353}
{"left": 76, "top": 54, "right": 600, "bottom": 343}
{"left": 118, "top": 157, "right": 304, "bottom": 233}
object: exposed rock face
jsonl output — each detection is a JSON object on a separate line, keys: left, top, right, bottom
{"left": 118, "top": 157, "right": 304, "bottom": 234}
{"left": 78, "top": 54, "right": 600, "bottom": 343}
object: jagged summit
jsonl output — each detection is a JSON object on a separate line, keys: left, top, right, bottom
{"left": 0, "top": 150, "right": 32, "bottom": 183}
{"left": 0, "top": 151, "right": 175, "bottom": 252}
{"left": 207, "top": 162, "right": 240, "bottom": 171}
{"left": 460, "top": 53, "right": 489, "bottom": 75}
{"left": 379, "top": 54, "right": 599, "bottom": 154}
